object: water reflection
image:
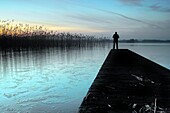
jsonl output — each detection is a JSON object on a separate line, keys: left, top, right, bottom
{"left": 0, "top": 43, "right": 170, "bottom": 113}
{"left": 0, "top": 45, "right": 110, "bottom": 113}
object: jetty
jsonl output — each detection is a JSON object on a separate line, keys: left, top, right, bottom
{"left": 79, "top": 49, "right": 170, "bottom": 113}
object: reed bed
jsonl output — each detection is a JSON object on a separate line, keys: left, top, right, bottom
{"left": 0, "top": 20, "right": 110, "bottom": 50}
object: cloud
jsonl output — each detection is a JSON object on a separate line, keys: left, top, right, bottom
{"left": 67, "top": 14, "right": 113, "bottom": 25}
{"left": 119, "top": 1, "right": 170, "bottom": 13}
{"left": 66, "top": 1, "right": 161, "bottom": 29}
{"left": 118, "top": 0, "right": 143, "bottom": 6}
{"left": 150, "top": 3, "right": 170, "bottom": 13}
{"left": 94, "top": 8, "right": 161, "bottom": 28}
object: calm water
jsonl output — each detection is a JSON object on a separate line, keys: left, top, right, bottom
{"left": 0, "top": 43, "right": 170, "bottom": 113}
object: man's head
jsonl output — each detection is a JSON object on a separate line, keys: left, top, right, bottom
{"left": 115, "top": 32, "right": 117, "bottom": 34}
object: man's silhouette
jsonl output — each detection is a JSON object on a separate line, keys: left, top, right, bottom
{"left": 112, "top": 32, "right": 119, "bottom": 49}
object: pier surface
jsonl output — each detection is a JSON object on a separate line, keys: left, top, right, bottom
{"left": 79, "top": 49, "right": 170, "bottom": 113}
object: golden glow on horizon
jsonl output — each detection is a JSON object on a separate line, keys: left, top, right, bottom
{"left": 14, "top": 20, "right": 110, "bottom": 33}
{"left": 0, "top": 20, "right": 108, "bottom": 36}
{"left": 0, "top": 20, "right": 49, "bottom": 36}
{"left": 47, "top": 25, "right": 108, "bottom": 33}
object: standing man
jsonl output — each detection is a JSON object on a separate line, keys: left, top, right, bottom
{"left": 112, "top": 32, "right": 119, "bottom": 49}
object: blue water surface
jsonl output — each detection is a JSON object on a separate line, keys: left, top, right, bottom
{"left": 0, "top": 43, "right": 170, "bottom": 113}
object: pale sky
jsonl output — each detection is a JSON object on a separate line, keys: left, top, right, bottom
{"left": 0, "top": 0, "right": 170, "bottom": 39}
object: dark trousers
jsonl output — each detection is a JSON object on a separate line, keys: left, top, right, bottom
{"left": 113, "top": 40, "right": 118, "bottom": 49}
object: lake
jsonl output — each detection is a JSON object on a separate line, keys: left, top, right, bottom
{"left": 0, "top": 43, "right": 170, "bottom": 113}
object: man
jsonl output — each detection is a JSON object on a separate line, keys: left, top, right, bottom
{"left": 112, "top": 32, "right": 119, "bottom": 49}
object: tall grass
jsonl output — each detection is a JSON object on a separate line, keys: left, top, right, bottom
{"left": 0, "top": 20, "right": 110, "bottom": 50}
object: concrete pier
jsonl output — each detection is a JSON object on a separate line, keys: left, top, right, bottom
{"left": 79, "top": 49, "right": 170, "bottom": 113}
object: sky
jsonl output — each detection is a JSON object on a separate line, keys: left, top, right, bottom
{"left": 0, "top": 0, "right": 170, "bottom": 39}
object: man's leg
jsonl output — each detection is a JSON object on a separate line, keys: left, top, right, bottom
{"left": 116, "top": 41, "right": 118, "bottom": 49}
{"left": 113, "top": 41, "right": 115, "bottom": 49}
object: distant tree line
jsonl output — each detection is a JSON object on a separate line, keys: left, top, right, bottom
{"left": 120, "top": 39, "right": 170, "bottom": 43}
